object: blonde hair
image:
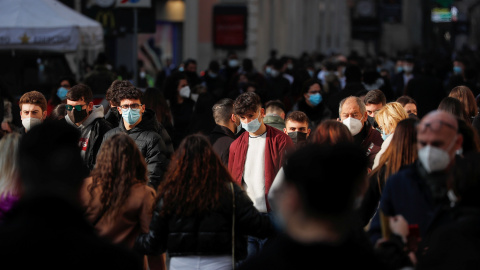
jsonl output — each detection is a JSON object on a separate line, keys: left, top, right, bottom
{"left": 0, "top": 133, "right": 21, "bottom": 199}
{"left": 375, "top": 102, "right": 408, "bottom": 135}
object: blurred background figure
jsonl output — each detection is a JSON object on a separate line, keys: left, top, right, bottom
{"left": 0, "top": 133, "right": 21, "bottom": 223}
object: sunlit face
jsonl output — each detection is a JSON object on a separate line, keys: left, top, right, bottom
{"left": 365, "top": 103, "right": 383, "bottom": 118}
{"left": 20, "top": 104, "right": 46, "bottom": 120}
{"left": 404, "top": 103, "right": 417, "bottom": 115}
{"left": 284, "top": 120, "right": 311, "bottom": 137}
{"left": 340, "top": 99, "right": 366, "bottom": 125}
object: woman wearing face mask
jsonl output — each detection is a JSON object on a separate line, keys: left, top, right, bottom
{"left": 164, "top": 72, "right": 195, "bottom": 149}
{"left": 358, "top": 118, "right": 418, "bottom": 227}
{"left": 372, "top": 102, "right": 409, "bottom": 170}
{"left": 47, "top": 76, "right": 75, "bottom": 117}
{"left": 291, "top": 78, "right": 332, "bottom": 129}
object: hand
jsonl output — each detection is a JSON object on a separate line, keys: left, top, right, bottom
{"left": 389, "top": 215, "right": 409, "bottom": 242}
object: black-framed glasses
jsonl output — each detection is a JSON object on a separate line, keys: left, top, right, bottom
{"left": 417, "top": 120, "right": 457, "bottom": 133}
{"left": 65, "top": 104, "right": 87, "bottom": 111}
{"left": 120, "top": 104, "right": 142, "bottom": 110}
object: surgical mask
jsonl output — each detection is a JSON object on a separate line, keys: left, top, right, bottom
{"left": 307, "top": 70, "right": 314, "bottom": 77}
{"left": 209, "top": 72, "right": 218, "bottom": 78}
{"left": 418, "top": 139, "right": 456, "bottom": 173}
{"left": 228, "top": 59, "right": 239, "bottom": 68}
{"left": 270, "top": 69, "right": 280, "bottom": 78}
{"left": 288, "top": 131, "right": 307, "bottom": 144}
{"left": 447, "top": 189, "right": 458, "bottom": 207}
{"left": 178, "top": 66, "right": 184, "bottom": 72}
{"left": 287, "top": 63, "right": 293, "bottom": 70}
{"left": 403, "top": 65, "right": 413, "bottom": 73}
{"left": 236, "top": 121, "right": 242, "bottom": 134}
{"left": 342, "top": 116, "right": 364, "bottom": 136}
{"left": 396, "top": 66, "right": 403, "bottom": 73}
{"left": 367, "top": 115, "right": 379, "bottom": 129}
{"left": 122, "top": 108, "right": 141, "bottom": 125}
{"left": 308, "top": 93, "right": 322, "bottom": 106}
{"left": 68, "top": 108, "right": 88, "bottom": 124}
{"left": 453, "top": 66, "right": 462, "bottom": 75}
{"left": 265, "top": 67, "right": 272, "bottom": 75}
{"left": 381, "top": 130, "right": 390, "bottom": 141}
{"left": 140, "top": 71, "right": 146, "bottom": 78}
{"left": 56, "top": 87, "right": 68, "bottom": 100}
{"left": 22, "top": 117, "right": 42, "bottom": 131}
{"left": 241, "top": 111, "right": 262, "bottom": 133}
{"left": 179, "top": 86, "right": 191, "bottom": 98}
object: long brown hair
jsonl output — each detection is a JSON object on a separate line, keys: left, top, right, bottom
{"left": 88, "top": 134, "right": 148, "bottom": 219}
{"left": 449, "top": 85, "right": 478, "bottom": 120}
{"left": 310, "top": 120, "right": 353, "bottom": 145}
{"left": 370, "top": 118, "right": 418, "bottom": 188}
{"left": 158, "top": 134, "right": 232, "bottom": 217}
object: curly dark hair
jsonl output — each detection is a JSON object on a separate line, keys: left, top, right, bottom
{"left": 116, "top": 86, "right": 143, "bottom": 103}
{"left": 106, "top": 80, "right": 134, "bottom": 106}
{"left": 157, "top": 134, "right": 233, "bottom": 217}
{"left": 88, "top": 134, "right": 149, "bottom": 219}
{"left": 234, "top": 92, "right": 261, "bottom": 116}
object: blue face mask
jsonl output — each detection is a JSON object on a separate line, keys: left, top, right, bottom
{"left": 56, "top": 87, "right": 68, "bottom": 100}
{"left": 241, "top": 110, "right": 262, "bottom": 133}
{"left": 396, "top": 66, "right": 403, "bottom": 73}
{"left": 307, "top": 70, "right": 314, "bottom": 77}
{"left": 308, "top": 93, "right": 322, "bottom": 106}
{"left": 453, "top": 66, "right": 462, "bottom": 75}
{"left": 381, "top": 130, "right": 390, "bottom": 141}
{"left": 122, "top": 108, "right": 141, "bottom": 125}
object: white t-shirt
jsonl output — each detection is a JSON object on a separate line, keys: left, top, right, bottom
{"left": 243, "top": 132, "right": 267, "bottom": 213}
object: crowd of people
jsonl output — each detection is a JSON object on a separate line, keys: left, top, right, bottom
{"left": 1, "top": 48, "right": 480, "bottom": 269}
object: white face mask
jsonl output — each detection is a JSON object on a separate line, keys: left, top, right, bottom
{"left": 236, "top": 121, "right": 242, "bottom": 134}
{"left": 418, "top": 138, "right": 456, "bottom": 173}
{"left": 179, "top": 86, "right": 191, "bottom": 98}
{"left": 22, "top": 117, "right": 42, "bottom": 131}
{"left": 342, "top": 116, "right": 364, "bottom": 136}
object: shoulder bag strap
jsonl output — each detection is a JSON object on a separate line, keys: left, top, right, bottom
{"left": 230, "top": 182, "right": 235, "bottom": 269}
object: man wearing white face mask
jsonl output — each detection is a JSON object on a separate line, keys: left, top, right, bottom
{"left": 208, "top": 98, "right": 243, "bottom": 166}
{"left": 338, "top": 96, "right": 383, "bottom": 170}
{"left": 228, "top": 92, "right": 293, "bottom": 262}
{"left": 367, "top": 110, "right": 463, "bottom": 245}
{"left": 18, "top": 91, "right": 48, "bottom": 134}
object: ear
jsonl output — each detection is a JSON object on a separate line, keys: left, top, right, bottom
{"left": 230, "top": 113, "right": 236, "bottom": 123}
{"left": 117, "top": 106, "right": 123, "bottom": 114}
{"left": 455, "top": 134, "right": 464, "bottom": 152}
{"left": 280, "top": 112, "right": 285, "bottom": 120}
{"left": 283, "top": 127, "right": 288, "bottom": 135}
{"left": 42, "top": 111, "right": 47, "bottom": 120}
{"left": 260, "top": 107, "right": 265, "bottom": 117}
{"left": 88, "top": 102, "right": 94, "bottom": 111}
{"left": 141, "top": 104, "right": 146, "bottom": 114}
{"left": 307, "top": 128, "right": 311, "bottom": 137}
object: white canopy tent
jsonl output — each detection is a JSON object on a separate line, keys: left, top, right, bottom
{"left": 0, "top": 0, "right": 104, "bottom": 76}
{"left": 0, "top": 0, "right": 103, "bottom": 52}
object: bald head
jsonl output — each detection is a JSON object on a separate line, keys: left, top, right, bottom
{"left": 417, "top": 110, "right": 462, "bottom": 166}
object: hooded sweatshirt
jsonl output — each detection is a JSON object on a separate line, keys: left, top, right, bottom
{"left": 65, "top": 105, "right": 104, "bottom": 159}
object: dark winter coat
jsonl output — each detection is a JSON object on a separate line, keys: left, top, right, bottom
{"left": 134, "top": 183, "right": 273, "bottom": 261}
{"left": 103, "top": 109, "right": 169, "bottom": 189}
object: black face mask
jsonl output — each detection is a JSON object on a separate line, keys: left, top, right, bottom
{"left": 68, "top": 109, "right": 88, "bottom": 123}
{"left": 367, "top": 116, "right": 379, "bottom": 129}
{"left": 288, "top": 131, "right": 308, "bottom": 144}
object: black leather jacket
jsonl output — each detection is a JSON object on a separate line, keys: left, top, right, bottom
{"left": 134, "top": 183, "right": 273, "bottom": 261}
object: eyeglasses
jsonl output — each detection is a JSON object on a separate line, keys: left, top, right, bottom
{"left": 65, "top": 104, "right": 87, "bottom": 111}
{"left": 417, "top": 120, "right": 457, "bottom": 133}
{"left": 120, "top": 104, "right": 142, "bottom": 110}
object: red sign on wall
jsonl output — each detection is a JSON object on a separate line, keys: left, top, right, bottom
{"left": 213, "top": 5, "right": 247, "bottom": 49}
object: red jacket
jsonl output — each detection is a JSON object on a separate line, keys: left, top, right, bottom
{"left": 228, "top": 125, "right": 293, "bottom": 211}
